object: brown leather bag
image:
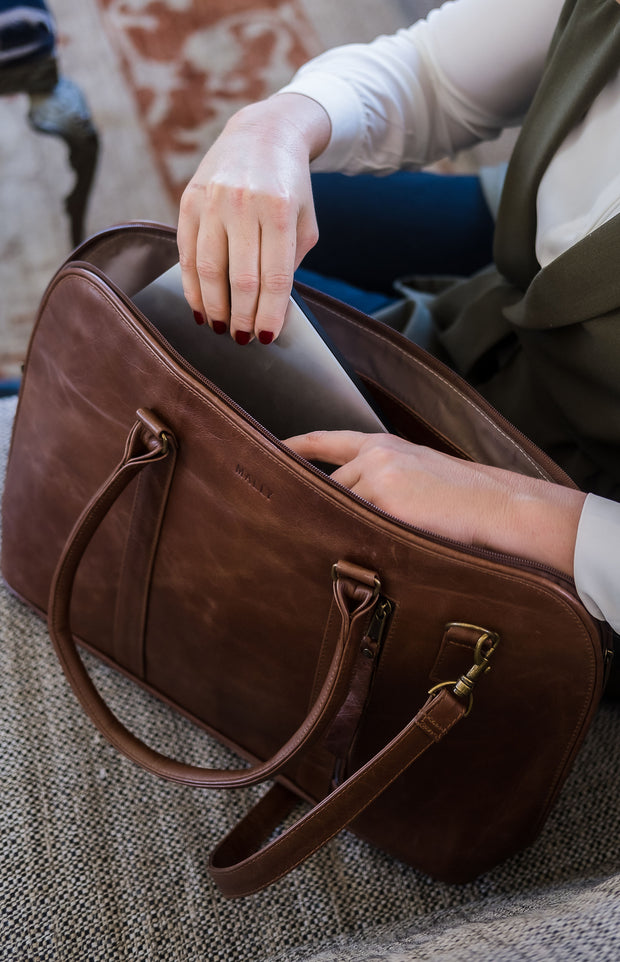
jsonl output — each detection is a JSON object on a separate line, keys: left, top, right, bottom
{"left": 1, "top": 222, "right": 611, "bottom": 898}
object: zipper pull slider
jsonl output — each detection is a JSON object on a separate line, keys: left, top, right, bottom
{"left": 361, "top": 597, "right": 393, "bottom": 660}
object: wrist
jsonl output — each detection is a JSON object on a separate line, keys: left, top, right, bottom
{"left": 229, "top": 94, "right": 331, "bottom": 162}
{"left": 507, "top": 481, "right": 586, "bottom": 578}
{"left": 269, "top": 92, "right": 332, "bottom": 160}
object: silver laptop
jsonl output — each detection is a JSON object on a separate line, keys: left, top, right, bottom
{"left": 132, "top": 263, "right": 388, "bottom": 440}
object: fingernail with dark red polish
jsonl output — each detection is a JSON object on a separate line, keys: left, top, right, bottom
{"left": 235, "top": 330, "right": 251, "bottom": 346}
{"left": 258, "top": 331, "right": 274, "bottom": 345}
{"left": 193, "top": 310, "right": 205, "bottom": 326}
{"left": 212, "top": 321, "right": 227, "bottom": 335}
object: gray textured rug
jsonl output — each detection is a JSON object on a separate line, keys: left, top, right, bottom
{"left": 1, "top": 393, "right": 619, "bottom": 961}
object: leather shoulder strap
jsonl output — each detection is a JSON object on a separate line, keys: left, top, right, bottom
{"left": 209, "top": 688, "right": 468, "bottom": 898}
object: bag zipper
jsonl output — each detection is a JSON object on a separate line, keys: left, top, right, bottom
{"left": 329, "top": 594, "right": 394, "bottom": 785}
{"left": 361, "top": 597, "right": 393, "bottom": 661}
{"left": 66, "top": 258, "right": 584, "bottom": 592}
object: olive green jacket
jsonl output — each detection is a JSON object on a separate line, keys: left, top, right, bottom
{"left": 432, "top": 0, "right": 620, "bottom": 498}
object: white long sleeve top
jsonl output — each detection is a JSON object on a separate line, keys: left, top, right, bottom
{"left": 280, "top": 0, "right": 620, "bottom": 632}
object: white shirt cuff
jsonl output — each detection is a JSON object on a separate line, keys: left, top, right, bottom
{"left": 277, "top": 73, "right": 366, "bottom": 172}
{"left": 574, "top": 492, "right": 620, "bottom": 633}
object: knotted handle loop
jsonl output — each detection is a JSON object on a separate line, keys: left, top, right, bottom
{"left": 48, "top": 410, "right": 380, "bottom": 789}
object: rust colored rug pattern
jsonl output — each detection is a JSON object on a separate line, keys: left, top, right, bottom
{"left": 96, "top": 0, "right": 322, "bottom": 204}
{"left": 0, "top": 0, "right": 418, "bottom": 381}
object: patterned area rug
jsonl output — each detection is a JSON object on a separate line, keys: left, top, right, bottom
{"left": 95, "top": 0, "right": 322, "bottom": 204}
{"left": 0, "top": 0, "right": 420, "bottom": 381}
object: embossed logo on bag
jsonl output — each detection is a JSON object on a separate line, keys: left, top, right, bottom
{"left": 235, "top": 464, "right": 273, "bottom": 500}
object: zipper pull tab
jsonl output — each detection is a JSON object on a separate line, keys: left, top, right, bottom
{"left": 361, "top": 597, "right": 393, "bottom": 660}
{"left": 327, "top": 594, "right": 394, "bottom": 783}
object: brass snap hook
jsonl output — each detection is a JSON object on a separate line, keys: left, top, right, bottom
{"left": 428, "top": 623, "right": 500, "bottom": 717}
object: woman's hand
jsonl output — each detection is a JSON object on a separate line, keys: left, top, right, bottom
{"left": 177, "top": 93, "right": 331, "bottom": 345}
{"left": 285, "top": 431, "right": 586, "bottom": 577}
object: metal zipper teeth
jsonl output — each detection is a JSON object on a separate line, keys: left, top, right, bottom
{"left": 81, "top": 252, "right": 574, "bottom": 591}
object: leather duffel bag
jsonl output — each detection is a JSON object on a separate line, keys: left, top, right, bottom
{"left": 1, "top": 222, "right": 610, "bottom": 897}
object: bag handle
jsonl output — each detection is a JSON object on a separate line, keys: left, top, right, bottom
{"left": 208, "top": 629, "right": 500, "bottom": 896}
{"left": 48, "top": 410, "right": 381, "bottom": 789}
{"left": 209, "top": 685, "right": 470, "bottom": 898}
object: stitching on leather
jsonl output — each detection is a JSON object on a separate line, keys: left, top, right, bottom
{"left": 418, "top": 713, "right": 449, "bottom": 739}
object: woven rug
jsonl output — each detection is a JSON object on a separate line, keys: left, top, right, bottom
{"left": 1, "top": 392, "right": 620, "bottom": 961}
{"left": 95, "top": 0, "right": 323, "bottom": 205}
{"left": 0, "top": 0, "right": 426, "bottom": 382}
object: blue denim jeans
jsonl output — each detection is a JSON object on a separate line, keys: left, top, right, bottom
{"left": 296, "top": 170, "right": 495, "bottom": 314}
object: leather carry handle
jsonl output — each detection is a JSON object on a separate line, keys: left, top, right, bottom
{"left": 209, "top": 685, "right": 468, "bottom": 898}
{"left": 48, "top": 410, "right": 381, "bottom": 789}
{"left": 209, "top": 629, "right": 500, "bottom": 896}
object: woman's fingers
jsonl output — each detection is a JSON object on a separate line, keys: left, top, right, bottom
{"left": 178, "top": 176, "right": 232, "bottom": 331}
{"left": 226, "top": 214, "right": 261, "bottom": 343}
{"left": 179, "top": 174, "right": 301, "bottom": 343}
{"left": 286, "top": 430, "right": 586, "bottom": 577}
{"left": 177, "top": 94, "right": 330, "bottom": 342}
{"left": 196, "top": 218, "right": 231, "bottom": 331}
{"left": 252, "top": 218, "right": 301, "bottom": 345}
{"left": 177, "top": 189, "right": 204, "bottom": 324}
{"left": 285, "top": 430, "right": 373, "bottom": 466}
